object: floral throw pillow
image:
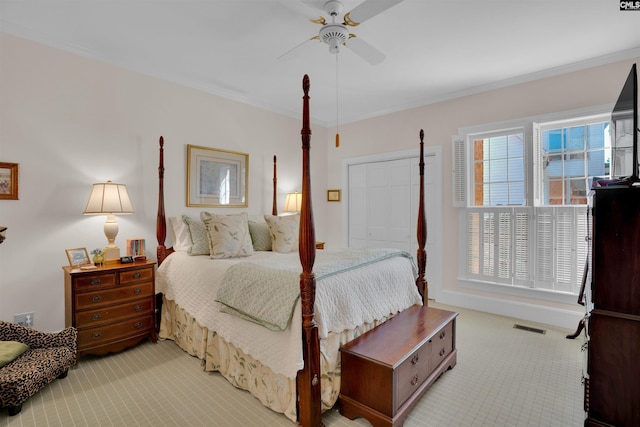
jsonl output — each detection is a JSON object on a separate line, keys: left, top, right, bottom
{"left": 264, "top": 214, "right": 299, "bottom": 253}
{"left": 200, "top": 212, "right": 253, "bottom": 258}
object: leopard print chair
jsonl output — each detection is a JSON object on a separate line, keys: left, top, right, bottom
{"left": 0, "top": 321, "right": 77, "bottom": 416}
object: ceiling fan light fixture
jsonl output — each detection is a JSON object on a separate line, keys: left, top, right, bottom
{"left": 319, "top": 24, "right": 349, "bottom": 54}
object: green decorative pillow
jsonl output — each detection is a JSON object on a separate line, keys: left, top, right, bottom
{"left": 0, "top": 341, "right": 29, "bottom": 368}
{"left": 264, "top": 214, "right": 299, "bottom": 253}
{"left": 248, "top": 221, "right": 272, "bottom": 251}
{"left": 200, "top": 212, "right": 254, "bottom": 258}
{"left": 182, "top": 215, "right": 210, "bottom": 255}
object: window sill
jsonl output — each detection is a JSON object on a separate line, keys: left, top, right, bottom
{"left": 458, "top": 278, "right": 579, "bottom": 305}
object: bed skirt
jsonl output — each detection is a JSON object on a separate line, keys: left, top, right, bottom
{"left": 158, "top": 296, "right": 389, "bottom": 422}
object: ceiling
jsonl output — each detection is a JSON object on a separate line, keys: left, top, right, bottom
{"left": 2, "top": 0, "right": 640, "bottom": 126}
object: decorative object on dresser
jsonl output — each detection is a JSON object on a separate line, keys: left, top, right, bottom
{"left": 63, "top": 260, "right": 157, "bottom": 359}
{"left": 339, "top": 305, "right": 457, "bottom": 427}
{"left": 83, "top": 181, "right": 134, "bottom": 261}
{"left": 584, "top": 187, "right": 640, "bottom": 427}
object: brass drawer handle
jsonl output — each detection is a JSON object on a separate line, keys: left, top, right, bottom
{"left": 133, "top": 273, "right": 142, "bottom": 279}
{"left": 92, "top": 295, "right": 102, "bottom": 302}
{"left": 134, "top": 321, "right": 143, "bottom": 329}
{"left": 439, "top": 331, "right": 446, "bottom": 339}
{"left": 134, "top": 288, "right": 142, "bottom": 295}
{"left": 92, "top": 314, "right": 102, "bottom": 320}
{"left": 134, "top": 305, "right": 142, "bottom": 312}
{"left": 439, "top": 348, "right": 446, "bottom": 357}
{"left": 91, "top": 332, "right": 102, "bottom": 339}
{"left": 411, "top": 354, "right": 419, "bottom": 365}
{"left": 90, "top": 279, "right": 102, "bottom": 285}
{"left": 410, "top": 375, "right": 419, "bottom": 386}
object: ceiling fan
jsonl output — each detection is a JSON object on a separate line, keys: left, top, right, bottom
{"left": 279, "top": 0, "right": 405, "bottom": 65}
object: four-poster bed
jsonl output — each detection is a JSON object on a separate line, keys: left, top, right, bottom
{"left": 154, "top": 75, "right": 453, "bottom": 426}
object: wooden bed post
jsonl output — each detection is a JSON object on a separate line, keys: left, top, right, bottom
{"left": 273, "top": 155, "right": 278, "bottom": 216}
{"left": 416, "top": 129, "right": 428, "bottom": 305}
{"left": 157, "top": 136, "right": 168, "bottom": 265}
{"left": 297, "top": 75, "right": 323, "bottom": 427}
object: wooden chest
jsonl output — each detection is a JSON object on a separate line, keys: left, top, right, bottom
{"left": 64, "top": 260, "right": 157, "bottom": 358}
{"left": 339, "top": 305, "right": 457, "bottom": 427}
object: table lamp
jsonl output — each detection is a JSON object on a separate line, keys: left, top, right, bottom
{"left": 283, "top": 191, "right": 302, "bottom": 214}
{"left": 83, "top": 181, "right": 133, "bottom": 261}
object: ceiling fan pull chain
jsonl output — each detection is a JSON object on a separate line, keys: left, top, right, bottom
{"left": 336, "top": 53, "right": 340, "bottom": 148}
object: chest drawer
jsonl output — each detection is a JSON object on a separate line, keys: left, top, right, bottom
{"left": 77, "top": 315, "right": 155, "bottom": 349}
{"left": 396, "top": 341, "right": 431, "bottom": 409}
{"left": 73, "top": 272, "right": 117, "bottom": 290}
{"left": 120, "top": 267, "right": 153, "bottom": 284}
{"left": 430, "top": 321, "right": 453, "bottom": 366}
{"left": 75, "top": 298, "right": 154, "bottom": 328}
{"left": 74, "top": 282, "right": 154, "bottom": 310}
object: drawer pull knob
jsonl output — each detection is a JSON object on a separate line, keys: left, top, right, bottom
{"left": 134, "top": 288, "right": 142, "bottom": 295}
{"left": 439, "top": 348, "right": 446, "bottom": 357}
{"left": 312, "top": 374, "right": 319, "bottom": 387}
{"left": 410, "top": 375, "right": 419, "bottom": 386}
{"left": 134, "top": 305, "right": 142, "bottom": 312}
{"left": 134, "top": 321, "right": 143, "bottom": 329}
{"left": 439, "top": 331, "right": 446, "bottom": 339}
{"left": 92, "top": 295, "right": 102, "bottom": 302}
{"left": 91, "top": 279, "right": 102, "bottom": 285}
{"left": 133, "top": 273, "right": 142, "bottom": 279}
{"left": 411, "top": 354, "right": 419, "bottom": 365}
{"left": 92, "top": 332, "right": 102, "bottom": 339}
{"left": 92, "top": 314, "right": 102, "bottom": 320}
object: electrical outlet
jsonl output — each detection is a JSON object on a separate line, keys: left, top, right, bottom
{"left": 14, "top": 312, "right": 34, "bottom": 327}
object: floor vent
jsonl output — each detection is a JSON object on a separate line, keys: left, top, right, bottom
{"left": 513, "top": 324, "right": 546, "bottom": 334}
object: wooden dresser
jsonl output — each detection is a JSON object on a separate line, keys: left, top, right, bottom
{"left": 63, "top": 260, "right": 157, "bottom": 358}
{"left": 585, "top": 187, "right": 640, "bottom": 426}
{"left": 339, "top": 305, "right": 458, "bottom": 427}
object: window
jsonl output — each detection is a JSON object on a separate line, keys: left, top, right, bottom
{"left": 472, "top": 132, "right": 525, "bottom": 206}
{"left": 459, "top": 111, "right": 608, "bottom": 297}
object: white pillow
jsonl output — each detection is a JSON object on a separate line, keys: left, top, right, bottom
{"left": 200, "top": 212, "right": 254, "bottom": 258}
{"left": 169, "top": 216, "right": 191, "bottom": 252}
{"left": 264, "top": 214, "right": 299, "bottom": 253}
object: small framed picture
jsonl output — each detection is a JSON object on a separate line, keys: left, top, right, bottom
{"left": 0, "top": 162, "right": 18, "bottom": 200}
{"left": 66, "top": 247, "right": 90, "bottom": 267}
{"left": 327, "top": 189, "right": 341, "bottom": 202}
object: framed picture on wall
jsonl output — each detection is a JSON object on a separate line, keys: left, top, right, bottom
{"left": 327, "top": 189, "right": 341, "bottom": 202}
{"left": 0, "top": 162, "right": 18, "bottom": 200}
{"left": 187, "top": 145, "right": 248, "bottom": 207}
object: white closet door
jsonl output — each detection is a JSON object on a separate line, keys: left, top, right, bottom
{"left": 348, "top": 163, "right": 367, "bottom": 248}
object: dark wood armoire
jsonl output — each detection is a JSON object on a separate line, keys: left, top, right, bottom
{"left": 585, "top": 186, "right": 640, "bottom": 426}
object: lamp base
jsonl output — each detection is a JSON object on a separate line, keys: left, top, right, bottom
{"left": 103, "top": 246, "right": 120, "bottom": 261}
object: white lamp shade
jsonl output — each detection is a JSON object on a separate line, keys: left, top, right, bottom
{"left": 83, "top": 181, "right": 134, "bottom": 215}
{"left": 284, "top": 192, "right": 302, "bottom": 213}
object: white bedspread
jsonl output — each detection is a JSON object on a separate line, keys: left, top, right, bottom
{"left": 156, "top": 250, "right": 422, "bottom": 378}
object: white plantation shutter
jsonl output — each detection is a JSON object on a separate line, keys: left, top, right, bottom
{"left": 535, "top": 208, "right": 554, "bottom": 289}
{"left": 467, "top": 211, "right": 480, "bottom": 275}
{"left": 452, "top": 137, "right": 466, "bottom": 207}
{"left": 513, "top": 209, "right": 531, "bottom": 284}
{"left": 482, "top": 212, "right": 495, "bottom": 276}
{"left": 498, "top": 211, "right": 512, "bottom": 280}
{"left": 555, "top": 208, "right": 575, "bottom": 292}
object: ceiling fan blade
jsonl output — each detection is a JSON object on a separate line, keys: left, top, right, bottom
{"left": 345, "top": 35, "right": 385, "bottom": 65}
{"left": 345, "top": 0, "right": 405, "bottom": 26}
{"left": 277, "top": 37, "right": 318, "bottom": 61}
{"left": 277, "top": 0, "right": 324, "bottom": 22}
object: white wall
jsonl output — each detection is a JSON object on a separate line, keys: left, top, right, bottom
{"left": 323, "top": 58, "right": 639, "bottom": 328}
{"left": 0, "top": 33, "right": 328, "bottom": 331}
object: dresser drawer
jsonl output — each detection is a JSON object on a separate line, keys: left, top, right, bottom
{"left": 430, "top": 321, "right": 453, "bottom": 367}
{"left": 396, "top": 342, "right": 430, "bottom": 408}
{"left": 78, "top": 315, "right": 155, "bottom": 349}
{"left": 75, "top": 282, "right": 154, "bottom": 309}
{"left": 75, "top": 298, "right": 154, "bottom": 328}
{"left": 120, "top": 267, "right": 154, "bottom": 284}
{"left": 73, "top": 272, "right": 117, "bottom": 290}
